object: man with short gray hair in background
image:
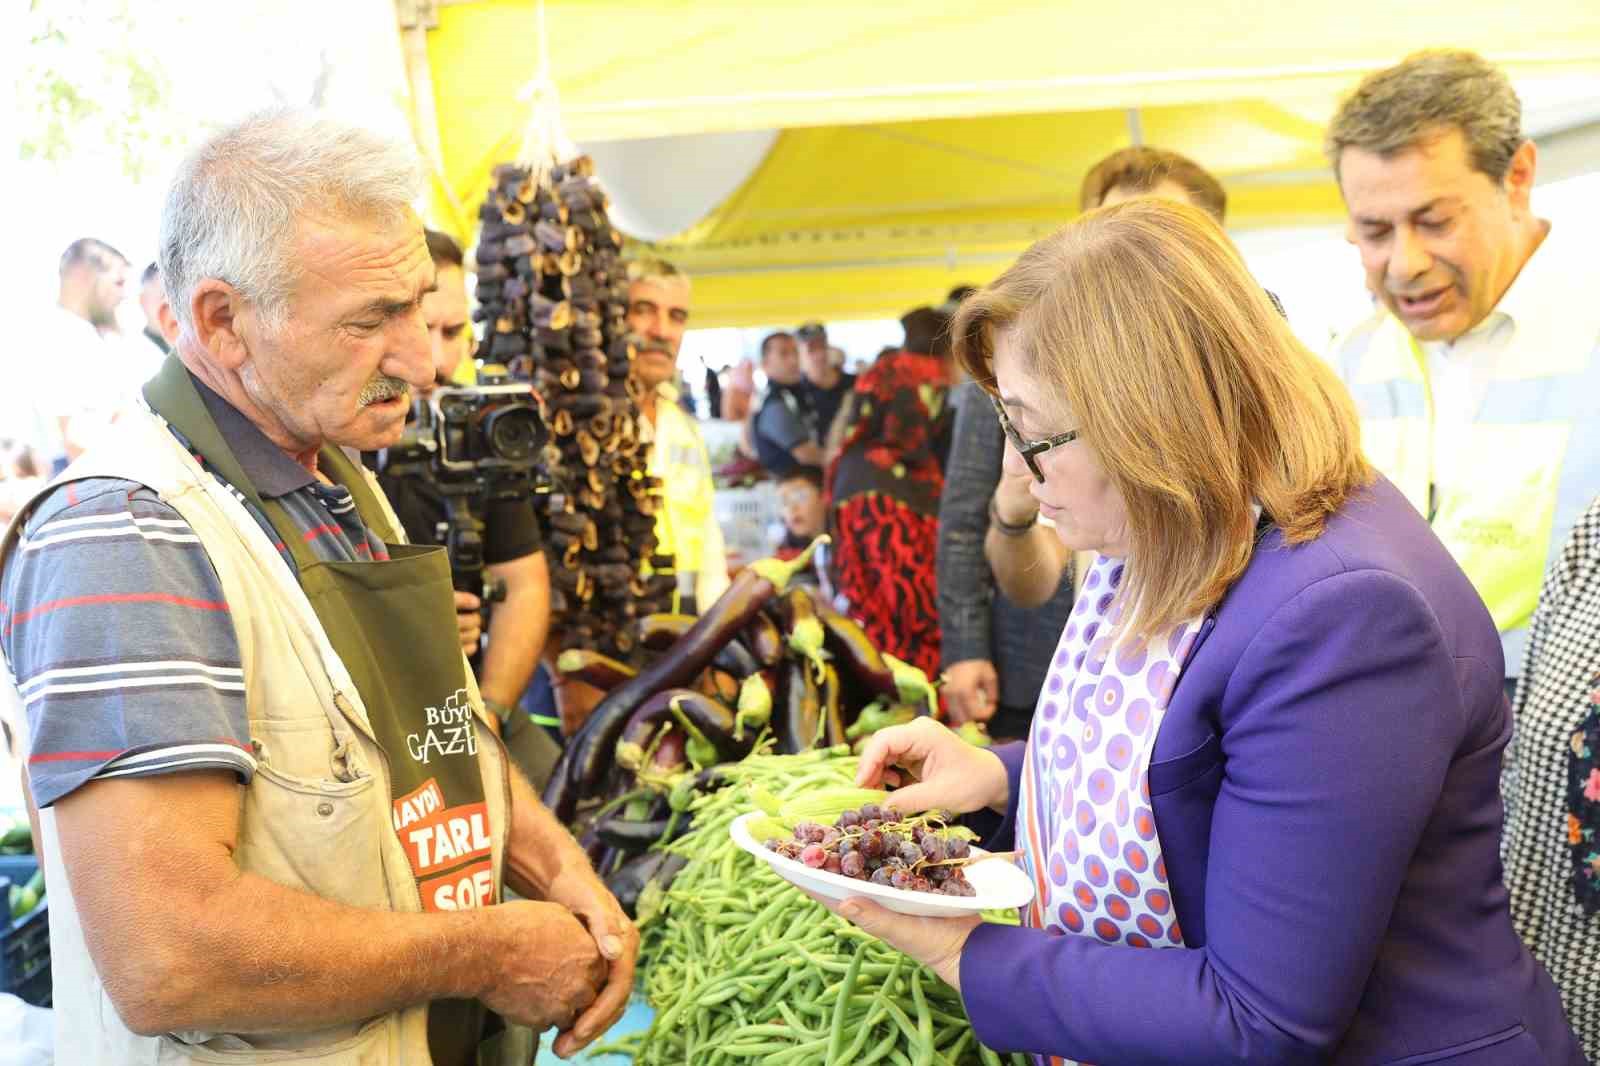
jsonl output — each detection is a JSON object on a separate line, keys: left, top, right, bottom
{"left": 0, "top": 109, "right": 634, "bottom": 1065}
{"left": 1326, "top": 50, "right": 1600, "bottom": 684}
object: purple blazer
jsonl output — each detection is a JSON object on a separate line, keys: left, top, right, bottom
{"left": 961, "top": 477, "right": 1581, "bottom": 1064}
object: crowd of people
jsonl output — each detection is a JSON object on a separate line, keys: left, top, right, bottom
{"left": 2, "top": 44, "right": 1600, "bottom": 1065}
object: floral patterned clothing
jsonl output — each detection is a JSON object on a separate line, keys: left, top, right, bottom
{"left": 825, "top": 349, "right": 952, "bottom": 679}
{"left": 1014, "top": 555, "right": 1209, "bottom": 1066}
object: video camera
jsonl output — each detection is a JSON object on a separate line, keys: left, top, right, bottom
{"left": 380, "top": 369, "right": 553, "bottom": 600}
{"left": 391, "top": 370, "right": 547, "bottom": 476}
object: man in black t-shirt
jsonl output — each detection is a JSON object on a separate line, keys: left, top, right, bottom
{"left": 372, "top": 231, "right": 558, "bottom": 782}
{"left": 795, "top": 321, "right": 855, "bottom": 443}
{"left": 751, "top": 331, "right": 824, "bottom": 477}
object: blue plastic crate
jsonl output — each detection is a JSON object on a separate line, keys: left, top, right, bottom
{"left": 0, "top": 851, "right": 38, "bottom": 886}
{"left": 0, "top": 855, "right": 49, "bottom": 1007}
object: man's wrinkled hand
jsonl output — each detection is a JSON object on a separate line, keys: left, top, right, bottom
{"left": 478, "top": 901, "right": 607, "bottom": 1036}
{"left": 545, "top": 867, "right": 638, "bottom": 1057}
{"left": 454, "top": 591, "right": 482, "bottom": 652}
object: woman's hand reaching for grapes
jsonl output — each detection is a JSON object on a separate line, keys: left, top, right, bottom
{"left": 856, "top": 717, "right": 1011, "bottom": 816}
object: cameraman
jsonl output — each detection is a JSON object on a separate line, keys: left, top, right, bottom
{"left": 372, "top": 230, "right": 558, "bottom": 780}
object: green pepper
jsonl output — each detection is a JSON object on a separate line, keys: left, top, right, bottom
{"left": 844, "top": 700, "right": 917, "bottom": 740}
{"left": 883, "top": 653, "right": 939, "bottom": 718}
{"left": 669, "top": 695, "right": 721, "bottom": 769}
{"left": 955, "top": 720, "right": 994, "bottom": 747}
{"left": 735, "top": 673, "right": 773, "bottom": 741}
{"left": 783, "top": 587, "right": 831, "bottom": 683}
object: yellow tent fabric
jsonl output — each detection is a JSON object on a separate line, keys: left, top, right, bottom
{"left": 638, "top": 105, "right": 1347, "bottom": 326}
{"left": 423, "top": 0, "right": 1600, "bottom": 327}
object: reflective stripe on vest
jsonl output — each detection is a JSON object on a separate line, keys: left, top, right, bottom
{"left": 1337, "top": 313, "right": 1600, "bottom": 671}
{"left": 647, "top": 401, "right": 714, "bottom": 568}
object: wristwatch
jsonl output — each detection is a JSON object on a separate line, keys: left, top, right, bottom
{"left": 989, "top": 497, "right": 1038, "bottom": 536}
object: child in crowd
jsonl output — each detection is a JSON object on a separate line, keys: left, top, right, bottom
{"left": 773, "top": 465, "right": 827, "bottom": 589}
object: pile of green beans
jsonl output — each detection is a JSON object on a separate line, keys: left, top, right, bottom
{"left": 608, "top": 746, "right": 1027, "bottom": 1066}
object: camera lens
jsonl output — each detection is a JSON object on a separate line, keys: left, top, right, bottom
{"left": 483, "top": 405, "right": 544, "bottom": 461}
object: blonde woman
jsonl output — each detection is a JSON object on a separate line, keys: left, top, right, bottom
{"left": 821, "top": 201, "right": 1581, "bottom": 1064}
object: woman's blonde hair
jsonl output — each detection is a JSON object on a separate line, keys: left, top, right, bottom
{"left": 953, "top": 199, "right": 1371, "bottom": 637}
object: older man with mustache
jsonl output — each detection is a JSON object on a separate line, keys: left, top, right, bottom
{"left": 624, "top": 256, "right": 729, "bottom": 615}
{"left": 0, "top": 110, "right": 635, "bottom": 1065}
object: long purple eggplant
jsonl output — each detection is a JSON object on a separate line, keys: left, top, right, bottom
{"left": 775, "top": 659, "right": 821, "bottom": 755}
{"left": 711, "top": 637, "right": 761, "bottom": 680}
{"left": 815, "top": 602, "right": 897, "bottom": 698}
{"left": 636, "top": 612, "right": 697, "bottom": 651}
{"left": 615, "top": 687, "right": 749, "bottom": 769}
{"left": 742, "top": 613, "right": 784, "bottom": 667}
{"left": 595, "top": 814, "right": 690, "bottom": 852}
{"left": 554, "top": 648, "right": 638, "bottom": 691}
{"left": 820, "top": 661, "right": 847, "bottom": 747}
{"left": 543, "top": 537, "right": 827, "bottom": 820}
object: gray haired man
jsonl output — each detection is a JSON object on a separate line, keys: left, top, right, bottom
{"left": 0, "top": 110, "right": 634, "bottom": 1065}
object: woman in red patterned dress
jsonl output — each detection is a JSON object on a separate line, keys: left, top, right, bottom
{"left": 825, "top": 306, "right": 954, "bottom": 681}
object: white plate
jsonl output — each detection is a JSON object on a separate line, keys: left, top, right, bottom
{"left": 729, "top": 811, "right": 1035, "bottom": 918}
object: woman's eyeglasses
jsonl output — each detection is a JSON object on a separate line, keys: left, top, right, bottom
{"left": 989, "top": 393, "right": 1078, "bottom": 483}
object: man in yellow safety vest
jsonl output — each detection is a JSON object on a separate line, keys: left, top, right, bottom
{"left": 623, "top": 257, "right": 729, "bottom": 615}
{"left": 1327, "top": 50, "right": 1600, "bottom": 681}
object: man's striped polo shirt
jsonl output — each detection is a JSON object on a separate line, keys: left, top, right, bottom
{"left": 1, "top": 374, "right": 392, "bottom": 807}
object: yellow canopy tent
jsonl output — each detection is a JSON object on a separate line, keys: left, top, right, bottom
{"left": 408, "top": 0, "right": 1600, "bottom": 327}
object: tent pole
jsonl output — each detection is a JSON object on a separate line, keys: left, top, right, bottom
{"left": 1125, "top": 108, "right": 1145, "bottom": 146}
{"left": 395, "top": 0, "right": 453, "bottom": 225}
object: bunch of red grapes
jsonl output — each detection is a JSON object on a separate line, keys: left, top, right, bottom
{"left": 764, "top": 803, "right": 978, "bottom": 896}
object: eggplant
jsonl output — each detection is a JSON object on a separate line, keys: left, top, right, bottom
{"left": 595, "top": 817, "right": 661, "bottom": 852}
{"left": 615, "top": 687, "right": 747, "bottom": 771}
{"left": 604, "top": 850, "right": 672, "bottom": 918}
{"left": 697, "top": 667, "right": 741, "bottom": 706}
{"left": 579, "top": 825, "right": 608, "bottom": 871}
{"left": 742, "top": 612, "right": 784, "bottom": 667}
{"left": 633, "top": 611, "right": 697, "bottom": 653}
{"left": 775, "top": 659, "right": 821, "bottom": 754}
{"left": 711, "top": 637, "right": 761, "bottom": 680}
{"left": 820, "top": 662, "right": 847, "bottom": 747}
{"left": 656, "top": 853, "right": 688, "bottom": 891}
{"left": 666, "top": 689, "right": 748, "bottom": 756}
{"left": 555, "top": 649, "right": 638, "bottom": 690}
{"left": 815, "top": 602, "right": 897, "bottom": 699}
{"left": 595, "top": 813, "right": 691, "bottom": 852}
{"left": 616, "top": 713, "right": 687, "bottom": 774}
{"left": 544, "top": 538, "right": 829, "bottom": 820}
{"left": 668, "top": 764, "right": 730, "bottom": 813}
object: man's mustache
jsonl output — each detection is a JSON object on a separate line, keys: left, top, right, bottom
{"left": 358, "top": 375, "right": 411, "bottom": 407}
{"left": 628, "top": 330, "right": 674, "bottom": 358}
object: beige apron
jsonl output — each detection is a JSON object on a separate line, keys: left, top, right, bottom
{"left": 146, "top": 365, "right": 525, "bottom": 1066}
